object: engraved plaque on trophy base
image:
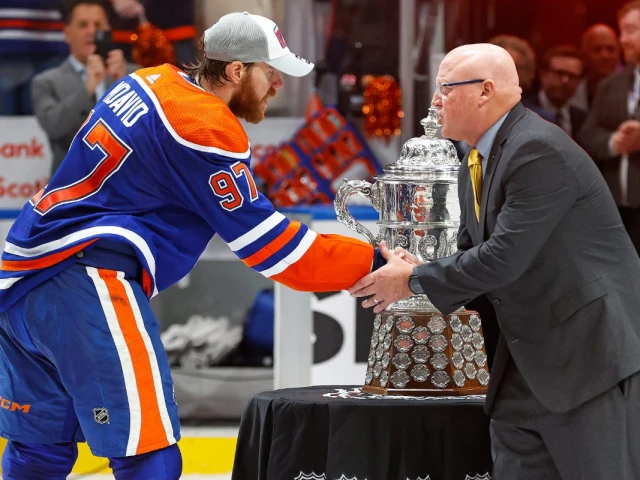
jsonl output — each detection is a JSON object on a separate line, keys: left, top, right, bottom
{"left": 362, "top": 309, "right": 490, "bottom": 396}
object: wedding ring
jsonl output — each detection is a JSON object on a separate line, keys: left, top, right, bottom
{"left": 373, "top": 296, "right": 380, "bottom": 304}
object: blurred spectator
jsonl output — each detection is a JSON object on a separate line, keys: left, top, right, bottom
{"left": 109, "top": 0, "right": 197, "bottom": 66}
{"left": 31, "top": 0, "right": 136, "bottom": 175}
{"left": 579, "top": 0, "right": 640, "bottom": 254}
{"left": 529, "top": 45, "right": 586, "bottom": 139}
{"left": 572, "top": 23, "right": 621, "bottom": 111}
{"left": 488, "top": 34, "right": 554, "bottom": 122}
{"left": 0, "top": 0, "right": 69, "bottom": 115}
{"left": 489, "top": 34, "right": 537, "bottom": 95}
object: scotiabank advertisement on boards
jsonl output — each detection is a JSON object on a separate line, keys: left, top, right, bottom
{"left": 0, "top": 117, "right": 302, "bottom": 213}
{"left": 0, "top": 117, "right": 52, "bottom": 212}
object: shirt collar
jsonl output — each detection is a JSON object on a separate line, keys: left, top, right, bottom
{"left": 68, "top": 54, "right": 86, "bottom": 74}
{"left": 474, "top": 111, "right": 509, "bottom": 160}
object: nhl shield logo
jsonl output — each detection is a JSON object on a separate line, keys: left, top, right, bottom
{"left": 465, "top": 474, "right": 491, "bottom": 480}
{"left": 93, "top": 407, "right": 110, "bottom": 425}
{"left": 273, "top": 25, "right": 287, "bottom": 49}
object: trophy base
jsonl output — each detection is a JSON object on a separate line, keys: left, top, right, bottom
{"left": 364, "top": 309, "right": 490, "bottom": 395}
{"left": 362, "top": 385, "right": 487, "bottom": 396}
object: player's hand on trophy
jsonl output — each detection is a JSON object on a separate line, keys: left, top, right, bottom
{"left": 349, "top": 241, "right": 414, "bottom": 313}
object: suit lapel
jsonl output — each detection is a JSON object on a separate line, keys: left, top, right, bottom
{"left": 479, "top": 103, "right": 527, "bottom": 239}
{"left": 478, "top": 144, "right": 501, "bottom": 234}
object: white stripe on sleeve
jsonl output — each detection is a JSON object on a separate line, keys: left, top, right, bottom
{"left": 260, "top": 230, "right": 317, "bottom": 278}
{"left": 227, "top": 211, "right": 286, "bottom": 252}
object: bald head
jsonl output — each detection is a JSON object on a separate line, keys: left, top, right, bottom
{"left": 442, "top": 43, "right": 521, "bottom": 89}
{"left": 580, "top": 23, "right": 620, "bottom": 79}
{"left": 582, "top": 23, "right": 617, "bottom": 49}
{"left": 433, "top": 44, "right": 521, "bottom": 145}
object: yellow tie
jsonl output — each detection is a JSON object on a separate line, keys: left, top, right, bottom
{"left": 468, "top": 148, "right": 482, "bottom": 221}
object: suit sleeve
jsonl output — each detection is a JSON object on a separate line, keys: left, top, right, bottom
{"left": 417, "top": 137, "right": 578, "bottom": 314}
{"left": 174, "top": 148, "right": 374, "bottom": 292}
{"left": 577, "top": 80, "right": 617, "bottom": 162}
{"left": 31, "top": 71, "right": 95, "bottom": 140}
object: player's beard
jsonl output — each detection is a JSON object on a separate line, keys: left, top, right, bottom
{"left": 229, "top": 71, "right": 277, "bottom": 124}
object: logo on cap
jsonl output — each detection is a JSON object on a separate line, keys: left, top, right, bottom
{"left": 273, "top": 25, "right": 287, "bottom": 49}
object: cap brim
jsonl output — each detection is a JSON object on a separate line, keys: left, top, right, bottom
{"left": 267, "top": 52, "right": 314, "bottom": 77}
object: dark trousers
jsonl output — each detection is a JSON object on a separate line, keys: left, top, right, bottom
{"left": 490, "top": 361, "right": 640, "bottom": 479}
{"left": 619, "top": 206, "right": 640, "bottom": 256}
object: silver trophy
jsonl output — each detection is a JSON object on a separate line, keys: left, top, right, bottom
{"left": 334, "top": 107, "right": 489, "bottom": 395}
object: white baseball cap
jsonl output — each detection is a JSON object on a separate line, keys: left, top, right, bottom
{"left": 203, "top": 11, "right": 314, "bottom": 77}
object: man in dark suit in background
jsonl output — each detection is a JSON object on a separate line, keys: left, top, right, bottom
{"left": 31, "top": 0, "right": 135, "bottom": 176}
{"left": 529, "top": 44, "right": 587, "bottom": 140}
{"left": 572, "top": 23, "right": 621, "bottom": 111}
{"left": 350, "top": 43, "right": 640, "bottom": 479}
{"left": 579, "top": 0, "right": 640, "bottom": 254}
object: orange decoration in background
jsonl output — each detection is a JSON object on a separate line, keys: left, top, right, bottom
{"left": 132, "top": 22, "right": 176, "bottom": 68}
{"left": 362, "top": 75, "right": 403, "bottom": 143}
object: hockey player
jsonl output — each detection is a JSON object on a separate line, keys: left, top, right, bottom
{"left": 0, "top": 12, "right": 381, "bottom": 479}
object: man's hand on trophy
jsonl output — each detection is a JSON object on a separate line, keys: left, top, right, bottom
{"left": 392, "top": 246, "right": 425, "bottom": 266}
{"left": 349, "top": 242, "right": 414, "bottom": 313}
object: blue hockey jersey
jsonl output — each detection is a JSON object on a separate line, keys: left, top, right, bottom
{"left": 0, "top": 64, "right": 375, "bottom": 311}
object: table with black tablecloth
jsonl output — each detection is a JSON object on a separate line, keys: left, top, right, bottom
{"left": 231, "top": 385, "right": 492, "bottom": 480}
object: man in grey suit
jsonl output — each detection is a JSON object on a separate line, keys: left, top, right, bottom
{"left": 579, "top": 1, "right": 640, "bottom": 255}
{"left": 31, "top": 0, "right": 135, "bottom": 176}
{"left": 350, "top": 43, "right": 640, "bottom": 479}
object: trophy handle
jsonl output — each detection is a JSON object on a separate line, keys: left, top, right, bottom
{"left": 334, "top": 179, "right": 378, "bottom": 246}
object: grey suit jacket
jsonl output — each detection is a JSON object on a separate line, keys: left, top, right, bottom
{"left": 31, "top": 58, "right": 137, "bottom": 176}
{"left": 578, "top": 65, "right": 640, "bottom": 207}
{"left": 417, "top": 103, "right": 640, "bottom": 414}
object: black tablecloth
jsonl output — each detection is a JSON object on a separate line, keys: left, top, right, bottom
{"left": 232, "top": 385, "right": 492, "bottom": 480}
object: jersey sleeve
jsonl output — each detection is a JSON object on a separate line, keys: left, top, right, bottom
{"left": 171, "top": 147, "right": 374, "bottom": 292}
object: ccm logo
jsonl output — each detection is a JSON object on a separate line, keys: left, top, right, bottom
{"left": 0, "top": 139, "right": 45, "bottom": 159}
{"left": 0, "top": 397, "right": 30, "bottom": 414}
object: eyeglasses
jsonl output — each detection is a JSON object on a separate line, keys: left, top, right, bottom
{"left": 547, "top": 69, "right": 581, "bottom": 82}
{"left": 435, "top": 79, "right": 485, "bottom": 96}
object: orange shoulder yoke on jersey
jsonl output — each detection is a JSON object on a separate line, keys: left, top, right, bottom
{"left": 136, "top": 64, "right": 249, "bottom": 154}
